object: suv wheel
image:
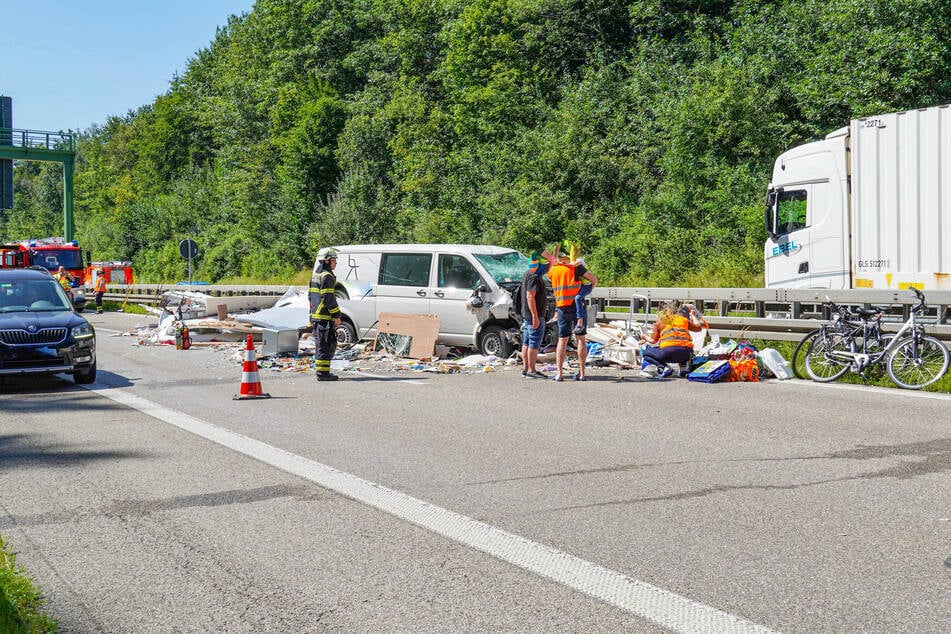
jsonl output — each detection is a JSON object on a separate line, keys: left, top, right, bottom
{"left": 74, "top": 361, "right": 97, "bottom": 384}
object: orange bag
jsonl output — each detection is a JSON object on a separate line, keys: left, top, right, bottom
{"left": 729, "top": 358, "right": 759, "bottom": 382}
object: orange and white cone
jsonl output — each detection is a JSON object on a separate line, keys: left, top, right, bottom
{"left": 233, "top": 334, "right": 271, "bottom": 400}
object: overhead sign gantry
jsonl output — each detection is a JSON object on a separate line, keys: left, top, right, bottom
{"left": 0, "top": 95, "right": 78, "bottom": 240}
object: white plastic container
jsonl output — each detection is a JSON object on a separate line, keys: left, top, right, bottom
{"left": 759, "top": 348, "right": 793, "bottom": 380}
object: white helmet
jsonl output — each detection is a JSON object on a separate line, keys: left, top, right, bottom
{"left": 316, "top": 247, "right": 339, "bottom": 261}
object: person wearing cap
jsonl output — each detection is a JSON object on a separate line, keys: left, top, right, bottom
{"left": 549, "top": 240, "right": 597, "bottom": 381}
{"left": 92, "top": 269, "right": 107, "bottom": 314}
{"left": 519, "top": 249, "right": 552, "bottom": 378}
{"left": 310, "top": 247, "right": 342, "bottom": 381}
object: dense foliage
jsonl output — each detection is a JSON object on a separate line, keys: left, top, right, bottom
{"left": 4, "top": 0, "right": 950, "bottom": 284}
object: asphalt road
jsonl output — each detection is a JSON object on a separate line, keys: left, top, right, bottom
{"left": 1, "top": 311, "right": 949, "bottom": 633}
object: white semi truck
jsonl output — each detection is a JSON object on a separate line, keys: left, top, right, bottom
{"left": 764, "top": 103, "right": 951, "bottom": 289}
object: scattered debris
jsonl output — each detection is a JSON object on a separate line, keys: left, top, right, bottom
{"left": 372, "top": 313, "right": 440, "bottom": 359}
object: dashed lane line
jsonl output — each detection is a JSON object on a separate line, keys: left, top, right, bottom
{"left": 84, "top": 385, "right": 777, "bottom": 634}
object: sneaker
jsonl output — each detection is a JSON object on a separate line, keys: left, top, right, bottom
{"left": 529, "top": 371, "right": 548, "bottom": 379}
{"left": 572, "top": 324, "right": 585, "bottom": 335}
{"left": 658, "top": 368, "right": 673, "bottom": 379}
{"left": 317, "top": 373, "right": 339, "bottom": 381}
{"left": 521, "top": 370, "right": 528, "bottom": 378}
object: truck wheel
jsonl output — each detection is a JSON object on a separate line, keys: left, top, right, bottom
{"left": 479, "top": 325, "right": 514, "bottom": 359}
{"left": 73, "top": 361, "right": 97, "bottom": 384}
{"left": 335, "top": 320, "right": 358, "bottom": 346}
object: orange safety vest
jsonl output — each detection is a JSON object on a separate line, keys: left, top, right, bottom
{"left": 549, "top": 263, "right": 582, "bottom": 308}
{"left": 94, "top": 276, "right": 107, "bottom": 293}
{"left": 658, "top": 315, "right": 694, "bottom": 348}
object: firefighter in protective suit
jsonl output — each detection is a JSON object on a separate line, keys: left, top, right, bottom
{"left": 310, "top": 247, "right": 341, "bottom": 381}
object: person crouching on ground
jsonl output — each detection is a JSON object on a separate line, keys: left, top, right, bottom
{"left": 520, "top": 250, "right": 552, "bottom": 378}
{"left": 549, "top": 241, "right": 598, "bottom": 381}
{"left": 639, "top": 300, "right": 708, "bottom": 378}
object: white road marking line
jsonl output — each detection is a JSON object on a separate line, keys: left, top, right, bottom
{"left": 85, "top": 386, "right": 777, "bottom": 634}
{"left": 783, "top": 378, "right": 951, "bottom": 401}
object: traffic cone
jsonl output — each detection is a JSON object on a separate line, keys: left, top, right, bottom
{"left": 233, "top": 334, "right": 271, "bottom": 400}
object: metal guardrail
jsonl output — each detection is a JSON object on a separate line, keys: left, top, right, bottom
{"left": 102, "top": 284, "right": 951, "bottom": 343}
{"left": 589, "top": 287, "right": 951, "bottom": 342}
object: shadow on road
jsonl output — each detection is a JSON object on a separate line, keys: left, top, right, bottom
{"left": 0, "top": 433, "right": 151, "bottom": 474}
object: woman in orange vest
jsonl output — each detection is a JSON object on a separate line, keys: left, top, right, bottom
{"left": 639, "top": 300, "right": 708, "bottom": 378}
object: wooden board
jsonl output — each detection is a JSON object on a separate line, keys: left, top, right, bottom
{"left": 374, "top": 313, "right": 440, "bottom": 359}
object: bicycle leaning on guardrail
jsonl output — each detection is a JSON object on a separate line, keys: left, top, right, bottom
{"left": 803, "top": 288, "right": 950, "bottom": 389}
{"left": 790, "top": 300, "right": 854, "bottom": 379}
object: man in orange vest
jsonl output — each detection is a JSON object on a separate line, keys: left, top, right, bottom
{"left": 548, "top": 241, "right": 598, "bottom": 381}
{"left": 92, "top": 269, "right": 107, "bottom": 314}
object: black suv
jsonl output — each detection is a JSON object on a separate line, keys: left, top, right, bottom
{"left": 0, "top": 268, "right": 97, "bottom": 383}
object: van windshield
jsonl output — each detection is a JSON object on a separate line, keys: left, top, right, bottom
{"left": 473, "top": 251, "right": 528, "bottom": 284}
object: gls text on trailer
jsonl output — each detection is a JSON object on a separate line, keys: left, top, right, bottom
{"left": 764, "top": 103, "right": 951, "bottom": 289}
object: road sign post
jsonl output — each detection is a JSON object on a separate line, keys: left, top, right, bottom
{"left": 178, "top": 238, "right": 200, "bottom": 285}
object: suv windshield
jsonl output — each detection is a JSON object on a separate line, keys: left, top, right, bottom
{"left": 0, "top": 279, "right": 72, "bottom": 312}
{"left": 473, "top": 251, "right": 528, "bottom": 284}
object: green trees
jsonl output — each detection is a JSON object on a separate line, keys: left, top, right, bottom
{"left": 5, "top": 0, "right": 949, "bottom": 284}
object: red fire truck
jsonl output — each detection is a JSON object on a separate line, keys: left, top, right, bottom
{"left": 0, "top": 237, "right": 88, "bottom": 310}
{"left": 84, "top": 261, "right": 135, "bottom": 285}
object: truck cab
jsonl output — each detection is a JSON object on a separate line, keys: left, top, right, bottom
{"left": 5, "top": 238, "right": 90, "bottom": 311}
{"left": 764, "top": 127, "right": 850, "bottom": 289}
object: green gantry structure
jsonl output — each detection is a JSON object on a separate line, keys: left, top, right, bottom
{"left": 0, "top": 128, "right": 77, "bottom": 240}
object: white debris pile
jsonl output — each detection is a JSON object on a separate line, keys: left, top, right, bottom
{"left": 235, "top": 286, "right": 310, "bottom": 330}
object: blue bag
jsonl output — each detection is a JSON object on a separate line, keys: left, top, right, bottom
{"left": 686, "top": 359, "right": 732, "bottom": 383}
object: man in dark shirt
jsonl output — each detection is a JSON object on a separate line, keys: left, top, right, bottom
{"left": 520, "top": 250, "right": 551, "bottom": 378}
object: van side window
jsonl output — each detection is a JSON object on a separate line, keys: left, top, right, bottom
{"left": 437, "top": 254, "right": 482, "bottom": 289}
{"left": 379, "top": 253, "right": 432, "bottom": 287}
{"left": 776, "top": 190, "right": 807, "bottom": 234}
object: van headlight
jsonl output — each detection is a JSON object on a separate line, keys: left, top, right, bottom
{"left": 72, "top": 323, "right": 94, "bottom": 339}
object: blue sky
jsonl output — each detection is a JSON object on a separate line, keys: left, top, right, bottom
{"left": 2, "top": 0, "right": 256, "bottom": 132}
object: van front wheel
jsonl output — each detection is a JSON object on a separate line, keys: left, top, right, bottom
{"left": 479, "top": 325, "right": 514, "bottom": 359}
{"left": 335, "top": 321, "right": 358, "bottom": 347}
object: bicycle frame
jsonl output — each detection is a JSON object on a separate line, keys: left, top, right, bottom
{"left": 825, "top": 296, "right": 925, "bottom": 373}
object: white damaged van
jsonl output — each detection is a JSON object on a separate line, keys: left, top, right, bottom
{"left": 317, "top": 244, "right": 540, "bottom": 357}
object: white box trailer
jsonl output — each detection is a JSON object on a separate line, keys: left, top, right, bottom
{"left": 764, "top": 104, "right": 951, "bottom": 289}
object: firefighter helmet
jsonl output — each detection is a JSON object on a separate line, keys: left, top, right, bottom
{"left": 316, "top": 247, "right": 339, "bottom": 261}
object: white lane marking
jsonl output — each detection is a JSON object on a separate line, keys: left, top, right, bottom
{"left": 782, "top": 378, "right": 951, "bottom": 401}
{"left": 85, "top": 386, "right": 776, "bottom": 634}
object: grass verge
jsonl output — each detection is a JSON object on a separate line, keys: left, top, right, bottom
{"left": 0, "top": 533, "right": 56, "bottom": 633}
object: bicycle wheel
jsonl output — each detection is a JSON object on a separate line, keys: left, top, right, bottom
{"left": 886, "top": 335, "right": 950, "bottom": 389}
{"left": 791, "top": 329, "right": 820, "bottom": 379}
{"left": 804, "top": 330, "right": 853, "bottom": 382}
